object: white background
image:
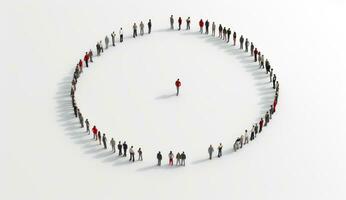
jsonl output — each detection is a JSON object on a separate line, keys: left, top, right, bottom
{"left": 1, "top": 0, "right": 346, "bottom": 199}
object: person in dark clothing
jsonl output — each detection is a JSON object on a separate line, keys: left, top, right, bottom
{"left": 123, "top": 141, "right": 128, "bottom": 157}
{"left": 117, "top": 141, "right": 122, "bottom": 156}
{"left": 265, "top": 112, "right": 270, "bottom": 126}
{"left": 111, "top": 31, "right": 116, "bottom": 46}
{"left": 180, "top": 152, "right": 186, "bottom": 166}
{"left": 170, "top": 15, "right": 174, "bottom": 30}
{"left": 79, "top": 113, "right": 84, "bottom": 128}
{"left": 218, "top": 24, "right": 223, "bottom": 38}
{"left": 250, "top": 128, "right": 255, "bottom": 141}
{"left": 250, "top": 42, "right": 254, "bottom": 56}
{"left": 133, "top": 23, "right": 138, "bottom": 38}
{"left": 233, "top": 32, "right": 237, "bottom": 46}
{"left": 217, "top": 143, "right": 223, "bottom": 158}
{"left": 102, "top": 134, "right": 107, "bottom": 149}
{"left": 175, "top": 79, "right": 181, "bottom": 96}
{"left": 254, "top": 48, "right": 258, "bottom": 62}
{"left": 205, "top": 20, "right": 209, "bottom": 34}
{"left": 178, "top": 17, "right": 182, "bottom": 30}
{"left": 84, "top": 52, "right": 89, "bottom": 67}
{"left": 168, "top": 151, "right": 174, "bottom": 166}
{"left": 239, "top": 35, "right": 244, "bottom": 49}
{"left": 89, "top": 49, "right": 93, "bottom": 62}
{"left": 223, "top": 27, "right": 227, "bottom": 41}
{"left": 245, "top": 38, "right": 249, "bottom": 52}
{"left": 273, "top": 74, "right": 277, "bottom": 89}
{"left": 96, "top": 42, "right": 100, "bottom": 56}
{"left": 265, "top": 59, "right": 271, "bottom": 74}
{"left": 138, "top": 148, "right": 143, "bottom": 161}
{"left": 98, "top": 131, "right": 101, "bottom": 145}
{"left": 157, "top": 151, "right": 162, "bottom": 166}
{"left": 270, "top": 69, "right": 273, "bottom": 82}
{"left": 186, "top": 17, "right": 191, "bottom": 30}
{"left": 259, "top": 118, "right": 264, "bottom": 133}
{"left": 254, "top": 123, "right": 259, "bottom": 136}
{"left": 119, "top": 28, "right": 123, "bottom": 42}
{"left": 148, "top": 19, "right": 152, "bottom": 34}
{"left": 270, "top": 105, "right": 274, "bottom": 119}
{"left": 85, "top": 119, "right": 90, "bottom": 134}
{"left": 74, "top": 106, "right": 78, "bottom": 118}
{"left": 227, "top": 28, "right": 231, "bottom": 43}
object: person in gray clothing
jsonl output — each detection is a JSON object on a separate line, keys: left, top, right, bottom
{"left": 245, "top": 38, "right": 249, "bottom": 52}
{"left": 111, "top": 31, "right": 116, "bottom": 46}
{"left": 85, "top": 119, "right": 90, "bottom": 134}
{"left": 138, "top": 148, "right": 143, "bottom": 161}
{"left": 239, "top": 35, "right": 244, "bottom": 49}
{"left": 140, "top": 21, "right": 144, "bottom": 36}
{"left": 105, "top": 36, "right": 109, "bottom": 49}
{"left": 212, "top": 22, "right": 216, "bottom": 36}
{"left": 186, "top": 17, "right": 191, "bottom": 30}
{"left": 79, "top": 113, "right": 84, "bottom": 128}
{"left": 102, "top": 134, "right": 107, "bottom": 149}
{"left": 110, "top": 138, "right": 116, "bottom": 153}
{"left": 208, "top": 145, "right": 214, "bottom": 160}
{"left": 170, "top": 15, "right": 174, "bottom": 29}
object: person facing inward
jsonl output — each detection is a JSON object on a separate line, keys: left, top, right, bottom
{"left": 223, "top": 27, "right": 226, "bottom": 41}
{"left": 218, "top": 24, "right": 223, "bottom": 38}
{"left": 239, "top": 35, "right": 244, "bottom": 49}
{"left": 217, "top": 143, "right": 223, "bottom": 157}
{"left": 88, "top": 49, "right": 93, "bottom": 62}
{"left": 118, "top": 141, "right": 122, "bottom": 156}
{"left": 138, "top": 148, "right": 143, "bottom": 161}
{"left": 111, "top": 31, "right": 116, "bottom": 46}
{"left": 119, "top": 28, "right": 123, "bottom": 42}
{"left": 180, "top": 152, "right": 186, "bottom": 166}
{"left": 227, "top": 28, "right": 231, "bottom": 43}
{"left": 105, "top": 35, "right": 109, "bottom": 49}
{"left": 85, "top": 118, "right": 90, "bottom": 134}
{"left": 102, "top": 133, "right": 107, "bottom": 149}
{"left": 265, "top": 112, "right": 270, "bottom": 126}
{"left": 148, "top": 19, "right": 152, "bottom": 34}
{"left": 259, "top": 118, "right": 264, "bottom": 133}
{"left": 272, "top": 74, "right": 277, "bottom": 89}
{"left": 133, "top": 23, "right": 138, "bottom": 38}
{"left": 208, "top": 145, "right": 214, "bottom": 160}
{"left": 244, "top": 129, "right": 249, "bottom": 144}
{"left": 245, "top": 38, "right": 249, "bottom": 52}
{"left": 254, "top": 48, "right": 258, "bottom": 62}
{"left": 157, "top": 151, "right": 162, "bottom": 166}
{"left": 140, "top": 21, "right": 144, "bottom": 36}
{"left": 205, "top": 19, "right": 209, "bottom": 34}
{"left": 176, "top": 152, "right": 181, "bottom": 165}
{"left": 199, "top": 19, "right": 204, "bottom": 34}
{"left": 92, "top": 126, "right": 98, "bottom": 140}
{"left": 84, "top": 52, "right": 89, "bottom": 67}
{"left": 175, "top": 79, "right": 181, "bottom": 96}
{"left": 250, "top": 42, "right": 254, "bottom": 56}
{"left": 186, "top": 17, "right": 191, "bottom": 30}
{"left": 170, "top": 15, "right": 174, "bottom": 29}
{"left": 178, "top": 17, "right": 182, "bottom": 30}
{"left": 123, "top": 141, "right": 128, "bottom": 157}
{"left": 98, "top": 131, "right": 101, "bottom": 145}
{"left": 110, "top": 138, "right": 116, "bottom": 153}
{"left": 212, "top": 22, "right": 216, "bottom": 36}
{"left": 233, "top": 31, "right": 237, "bottom": 46}
{"left": 168, "top": 151, "right": 174, "bottom": 166}
{"left": 129, "top": 146, "right": 135, "bottom": 162}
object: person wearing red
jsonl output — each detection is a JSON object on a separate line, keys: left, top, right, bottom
{"left": 273, "top": 99, "right": 277, "bottom": 113}
{"left": 78, "top": 59, "right": 83, "bottom": 73}
{"left": 83, "top": 52, "right": 89, "bottom": 67}
{"left": 233, "top": 31, "right": 237, "bottom": 46}
{"left": 92, "top": 126, "right": 98, "bottom": 140}
{"left": 178, "top": 17, "right": 182, "bottom": 30}
{"left": 254, "top": 48, "right": 258, "bottom": 62}
{"left": 199, "top": 19, "right": 204, "bottom": 34}
{"left": 175, "top": 79, "right": 181, "bottom": 96}
{"left": 259, "top": 118, "right": 264, "bottom": 133}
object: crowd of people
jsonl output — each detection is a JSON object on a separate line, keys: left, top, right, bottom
{"left": 69, "top": 15, "right": 280, "bottom": 168}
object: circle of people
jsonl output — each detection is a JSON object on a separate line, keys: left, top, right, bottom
{"left": 70, "top": 15, "right": 280, "bottom": 167}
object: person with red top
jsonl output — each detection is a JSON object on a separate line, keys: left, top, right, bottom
{"left": 254, "top": 48, "right": 258, "bottom": 62}
{"left": 273, "top": 98, "right": 277, "bottom": 113}
{"left": 78, "top": 59, "right": 83, "bottom": 72}
{"left": 199, "top": 19, "right": 204, "bottom": 34}
{"left": 178, "top": 17, "right": 182, "bottom": 30}
{"left": 175, "top": 79, "right": 181, "bottom": 96}
{"left": 83, "top": 52, "right": 89, "bottom": 67}
{"left": 92, "top": 126, "right": 98, "bottom": 140}
{"left": 259, "top": 118, "right": 264, "bottom": 133}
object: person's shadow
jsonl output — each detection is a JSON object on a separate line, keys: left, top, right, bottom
{"left": 155, "top": 93, "right": 176, "bottom": 100}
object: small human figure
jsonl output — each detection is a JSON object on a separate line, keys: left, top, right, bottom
{"left": 217, "top": 143, "right": 223, "bottom": 158}
{"left": 270, "top": 69, "right": 273, "bottom": 82}
{"left": 273, "top": 74, "right": 277, "bottom": 89}
{"left": 250, "top": 126, "right": 255, "bottom": 141}
{"left": 170, "top": 15, "right": 174, "bottom": 29}
{"left": 119, "top": 28, "right": 124, "bottom": 42}
{"left": 250, "top": 42, "right": 254, "bottom": 56}
{"left": 140, "top": 21, "right": 144, "bottom": 36}
{"left": 96, "top": 42, "right": 100, "bottom": 56}
{"left": 176, "top": 152, "right": 181, "bottom": 165}
{"left": 227, "top": 28, "right": 231, "bottom": 43}
{"left": 244, "top": 130, "right": 249, "bottom": 144}
{"left": 111, "top": 31, "right": 116, "bottom": 46}
{"left": 254, "top": 48, "right": 258, "bottom": 62}
{"left": 239, "top": 35, "right": 244, "bottom": 49}
{"left": 205, "top": 19, "right": 209, "bottom": 34}
{"left": 92, "top": 126, "right": 98, "bottom": 140}
{"left": 148, "top": 19, "right": 152, "bottom": 34}
{"left": 123, "top": 141, "right": 128, "bottom": 157}
{"left": 199, "top": 19, "right": 204, "bottom": 34}
{"left": 79, "top": 113, "right": 84, "bottom": 128}
{"left": 178, "top": 17, "right": 182, "bottom": 30}
{"left": 240, "top": 134, "right": 244, "bottom": 147}
{"left": 157, "top": 151, "right": 162, "bottom": 166}
{"left": 133, "top": 23, "right": 138, "bottom": 38}
{"left": 110, "top": 138, "right": 116, "bottom": 153}
{"left": 180, "top": 152, "right": 186, "bottom": 166}
{"left": 273, "top": 97, "right": 278, "bottom": 113}
{"left": 105, "top": 36, "right": 109, "bottom": 49}
{"left": 259, "top": 118, "right": 264, "bottom": 133}
{"left": 260, "top": 55, "right": 265, "bottom": 69}
{"left": 245, "top": 38, "right": 249, "bottom": 52}
{"left": 84, "top": 52, "right": 89, "bottom": 67}
{"left": 99, "top": 41, "right": 104, "bottom": 52}
{"left": 269, "top": 105, "right": 274, "bottom": 119}
{"left": 175, "top": 79, "right": 181, "bottom": 96}
{"left": 265, "top": 112, "right": 270, "bottom": 126}
{"left": 138, "top": 148, "right": 143, "bottom": 161}
{"left": 98, "top": 131, "right": 101, "bottom": 145}
{"left": 102, "top": 134, "right": 107, "bottom": 149}
{"left": 265, "top": 59, "right": 271, "bottom": 74}
{"left": 208, "top": 145, "right": 214, "bottom": 160}
{"left": 118, "top": 141, "right": 122, "bottom": 156}
{"left": 78, "top": 59, "right": 83, "bottom": 72}
{"left": 218, "top": 24, "right": 223, "bottom": 38}
{"left": 212, "top": 22, "right": 216, "bottom": 36}
{"left": 85, "top": 119, "right": 90, "bottom": 134}
{"left": 88, "top": 49, "right": 93, "bottom": 62}
{"left": 129, "top": 146, "right": 135, "bottom": 162}
{"left": 168, "top": 151, "right": 174, "bottom": 166}
{"left": 254, "top": 123, "right": 259, "bottom": 136}
{"left": 186, "top": 17, "right": 191, "bottom": 30}
{"left": 233, "top": 31, "right": 237, "bottom": 46}
{"left": 223, "top": 27, "right": 227, "bottom": 41}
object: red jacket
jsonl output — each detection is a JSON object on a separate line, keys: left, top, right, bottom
{"left": 84, "top": 54, "right": 89, "bottom": 62}
{"left": 175, "top": 80, "right": 181, "bottom": 87}
{"left": 199, "top": 20, "right": 204, "bottom": 27}
{"left": 79, "top": 59, "right": 83, "bottom": 67}
{"left": 92, "top": 126, "right": 98, "bottom": 135}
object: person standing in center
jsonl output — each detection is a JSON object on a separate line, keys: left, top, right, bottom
{"left": 119, "top": 28, "right": 123, "bottom": 42}
{"left": 199, "top": 19, "right": 204, "bottom": 34}
{"left": 110, "top": 138, "right": 116, "bottom": 153}
{"left": 176, "top": 152, "right": 181, "bottom": 165}
{"left": 168, "top": 151, "right": 174, "bottom": 166}
{"left": 138, "top": 148, "right": 143, "bottom": 161}
{"left": 133, "top": 23, "right": 138, "bottom": 38}
{"left": 84, "top": 52, "right": 89, "bottom": 67}
{"left": 212, "top": 22, "right": 216, "bottom": 36}
{"left": 157, "top": 151, "right": 162, "bottom": 166}
{"left": 129, "top": 146, "right": 135, "bottom": 162}
{"left": 170, "top": 15, "right": 174, "bottom": 29}
{"left": 178, "top": 17, "right": 182, "bottom": 30}
{"left": 175, "top": 79, "right": 181, "bottom": 96}
{"left": 140, "top": 21, "right": 144, "bottom": 36}
{"left": 117, "top": 141, "right": 122, "bottom": 156}
{"left": 186, "top": 17, "right": 191, "bottom": 30}
{"left": 208, "top": 145, "right": 214, "bottom": 160}
{"left": 148, "top": 19, "right": 152, "bottom": 34}
{"left": 123, "top": 141, "right": 128, "bottom": 157}
{"left": 102, "top": 133, "right": 107, "bottom": 149}
{"left": 205, "top": 19, "right": 209, "bottom": 34}
{"left": 111, "top": 31, "right": 116, "bottom": 46}
{"left": 217, "top": 143, "right": 223, "bottom": 158}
